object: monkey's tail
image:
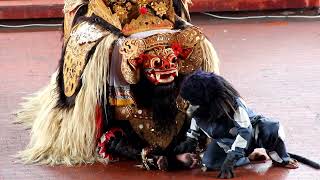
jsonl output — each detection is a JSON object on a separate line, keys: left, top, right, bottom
{"left": 288, "top": 153, "right": 320, "bottom": 169}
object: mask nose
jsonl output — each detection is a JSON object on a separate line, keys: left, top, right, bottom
{"left": 161, "top": 59, "right": 177, "bottom": 69}
{"left": 170, "top": 62, "right": 177, "bottom": 68}
{"left": 161, "top": 59, "right": 171, "bottom": 69}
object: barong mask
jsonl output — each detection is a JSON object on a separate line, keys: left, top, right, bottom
{"left": 120, "top": 26, "right": 205, "bottom": 85}
{"left": 135, "top": 46, "right": 179, "bottom": 84}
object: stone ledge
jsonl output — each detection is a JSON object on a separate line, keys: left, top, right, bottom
{"left": 0, "top": 0, "right": 318, "bottom": 20}
{"left": 0, "top": 0, "right": 63, "bottom": 19}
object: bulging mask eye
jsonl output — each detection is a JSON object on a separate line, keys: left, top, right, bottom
{"left": 152, "top": 58, "right": 162, "bottom": 68}
{"left": 171, "top": 57, "right": 177, "bottom": 64}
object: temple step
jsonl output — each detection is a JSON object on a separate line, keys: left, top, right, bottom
{"left": 0, "top": 0, "right": 63, "bottom": 19}
{"left": 0, "top": 0, "right": 318, "bottom": 20}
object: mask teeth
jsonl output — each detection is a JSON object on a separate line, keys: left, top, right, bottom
{"left": 155, "top": 73, "right": 160, "bottom": 81}
{"left": 150, "top": 73, "right": 155, "bottom": 80}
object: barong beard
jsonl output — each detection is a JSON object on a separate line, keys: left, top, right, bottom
{"left": 132, "top": 74, "right": 178, "bottom": 133}
{"left": 152, "top": 82, "right": 178, "bottom": 133}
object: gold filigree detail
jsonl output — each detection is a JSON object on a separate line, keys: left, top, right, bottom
{"left": 113, "top": 98, "right": 188, "bottom": 149}
{"left": 114, "top": 106, "right": 134, "bottom": 120}
{"left": 63, "top": 22, "right": 109, "bottom": 97}
{"left": 151, "top": 46, "right": 175, "bottom": 58}
{"left": 86, "top": 0, "right": 175, "bottom": 35}
{"left": 143, "top": 33, "right": 174, "bottom": 50}
{"left": 87, "top": 0, "right": 122, "bottom": 29}
{"left": 129, "top": 111, "right": 186, "bottom": 149}
{"left": 120, "top": 39, "right": 145, "bottom": 67}
{"left": 72, "top": 22, "right": 108, "bottom": 44}
{"left": 179, "top": 42, "right": 203, "bottom": 74}
{"left": 122, "top": 14, "right": 173, "bottom": 36}
{"left": 120, "top": 39, "right": 145, "bottom": 84}
{"left": 114, "top": 4, "right": 129, "bottom": 21}
{"left": 137, "top": 0, "right": 149, "bottom": 7}
{"left": 63, "top": 0, "right": 86, "bottom": 43}
{"left": 64, "top": 12, "right": 75, "bottom": 44}
{"left": 119, "top": 26, "right": 205, "bottom": 84}
{"left": 176, "top": 26, "right": 204, "bottom": 48}
{"left": 177, "top": 27, "right": 205, "bottom": 73}
{"left": 63, "top": 40, "right": 93, "bottom": 97}
{"left": 120, "top": 62, "right": 141, "bottom": 84}
{"left": 63, "top": 0, "right": 86, "bottom": 13}
{"left": 114, "top": 96, "right": 188, "bottom": 120}
{"left": 151, "top": 1, "right": 168, "bottom": 17}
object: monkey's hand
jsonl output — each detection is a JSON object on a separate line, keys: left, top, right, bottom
{"left": 218, "top": 151, "right": 243, "bottom": 179}
{"left": 218, "top": 159, "right": 234, "bottom": 179}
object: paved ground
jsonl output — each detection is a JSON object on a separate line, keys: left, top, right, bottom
{"left": 1, "top": 14, "right": 320, "bottom": 180}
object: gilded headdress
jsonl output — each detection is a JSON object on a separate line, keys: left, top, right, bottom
{"left": 86, "top": 0, "right": 176, "bottom": 36}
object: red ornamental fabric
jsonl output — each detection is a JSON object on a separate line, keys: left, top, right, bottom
{"left": 139, "top": 7, "right": 148, "bottom": 14}
{"left": 95, "top": 105, "right": 103, "bottom": 140}
{"left": 171, "top": 42, "right": 183, "bottom": 56}
{"left": 97, "top": 128, "right": 125, "bottom": 160}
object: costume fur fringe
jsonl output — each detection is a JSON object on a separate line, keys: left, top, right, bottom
{"left": 16, "top": 71, "right": 59, "bottom": 128}
{"left": 200, "top": 38, "right": 220, "bottom": 74}
{"left": 16, "top": 33, "right": 117, "bottom": 166}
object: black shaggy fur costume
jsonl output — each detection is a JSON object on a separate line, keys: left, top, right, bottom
{"left": 180, "top": 70, "right": 239, "bottom": 121}
{"left": 178, "top": 70, "right": 320, "bottom": 179}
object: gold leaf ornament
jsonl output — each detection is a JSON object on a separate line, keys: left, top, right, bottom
{"left": 151, "top": 1, "right": 168, "bottom": 16}
{"left": 87, "top": 0, "right": 122, "bottom": 29}
{"left": 137, "top": 0, "right": 149, "bottom": 6}
{"left": 63, "top": 22, "right": 109, "bottom": 97}
{"left": 120, "top": 39, "right": 146, "bottom": 84}
{"left": 114, "top": 4, "right": 129, "bottom": 21}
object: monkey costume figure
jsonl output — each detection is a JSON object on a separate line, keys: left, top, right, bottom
{"left": 179, "top": 71, "right": 300, "bottom": 178}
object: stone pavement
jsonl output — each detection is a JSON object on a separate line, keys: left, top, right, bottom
{"left": 0, "top": 14, "right": 320, "bottom": 179}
